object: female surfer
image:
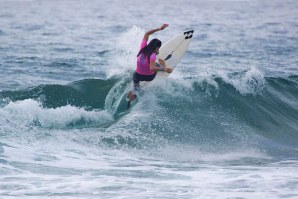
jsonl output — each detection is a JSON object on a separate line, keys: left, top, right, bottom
{"left": 127, "top": 24, "right": 173, "bottom": 106}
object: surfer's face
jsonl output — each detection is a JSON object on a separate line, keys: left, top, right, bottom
{"left": 154, "top": 47, "right": 160, "bottom": 53}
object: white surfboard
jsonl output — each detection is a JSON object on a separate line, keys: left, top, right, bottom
{"left": 155, "top": 30, "right": 194, "bottom": 79}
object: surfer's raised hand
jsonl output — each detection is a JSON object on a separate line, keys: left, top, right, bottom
{"left": 144, "top": 24, "right": 169, "bottom": 41}
{"left": 160, "top": 24, "right": 169, "bottom": 30}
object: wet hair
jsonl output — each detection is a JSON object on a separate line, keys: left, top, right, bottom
{"left": 137, "top": 38, "right": 162, "bottom": 63}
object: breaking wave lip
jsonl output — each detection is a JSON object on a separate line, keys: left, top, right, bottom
{"left": 0, "top": 99, "right": 114, "bottom": 130}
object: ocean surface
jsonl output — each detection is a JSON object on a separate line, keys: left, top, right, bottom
{"left": 1, "top": 0, "right": 298, "bottom": 198}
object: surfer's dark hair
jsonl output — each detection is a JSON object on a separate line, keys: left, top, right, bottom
{"left": 137, "top": 38, "right": 162, "bottom": 62}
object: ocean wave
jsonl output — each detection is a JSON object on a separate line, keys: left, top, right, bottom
{"left": 0, "top": 75, "right": 297, "bottom": 148}
{"left": 0, "top": 78, "right": 118, "bottom": 109}
{"left": 0, "top": 99, "right": 113, "bottom": 131}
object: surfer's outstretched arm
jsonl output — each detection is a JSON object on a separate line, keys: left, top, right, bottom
{"left": 143, "top": 24, "right": 169, "bottom": 41}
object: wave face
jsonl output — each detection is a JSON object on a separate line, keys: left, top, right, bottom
{"left": 1, "top": 75, "right": 297, "bottom": 154}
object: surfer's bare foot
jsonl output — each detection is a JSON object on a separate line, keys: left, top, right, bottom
{"left": 127, "top": 91, "right": 137, "bottom": 101}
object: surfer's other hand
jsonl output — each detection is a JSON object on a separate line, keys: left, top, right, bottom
{"left": 165, "top": 67, "right": 173, "bottom": 73}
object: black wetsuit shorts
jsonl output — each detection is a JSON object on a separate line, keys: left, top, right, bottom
{"left": 133, "top": 71, "right": 157, "bottom": 83}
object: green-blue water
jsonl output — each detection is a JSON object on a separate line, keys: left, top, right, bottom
{"left": 1, "top": 0, "right": 298, "bottom": 198}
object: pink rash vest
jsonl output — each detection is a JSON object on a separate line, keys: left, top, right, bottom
{"left": 135, "top": 39, "right": 156, "bottom": 75}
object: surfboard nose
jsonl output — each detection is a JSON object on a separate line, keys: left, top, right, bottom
{"left": 184, "top": 30, "right": 194, "bottom": 39}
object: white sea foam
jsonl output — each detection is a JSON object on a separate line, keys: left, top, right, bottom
{"left": 217, "top": 65, "right": 266, "bottom": 95}
{"left": 1, "top": 138, "right": 298, "bottom": 199}
{"left": 187, "top": 64, "right": 266, "bottom": 95}
{"left": 107, "top": 26, "right": 144, "bottom": 78}
{"left": 0, "top": 99, "right": 113, "bottom": 130}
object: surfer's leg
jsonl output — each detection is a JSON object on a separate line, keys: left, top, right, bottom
{"left": 126, "top": 72, "right": 140, "bottom": 102}
{"left": 126, "top": 73, "right": 139, "bottom": 110}
{"left": 126, "top": 72, "right": 157, "bottom": 107}
{"left": 133, "top": 79, "right": 140, "bottom": 93}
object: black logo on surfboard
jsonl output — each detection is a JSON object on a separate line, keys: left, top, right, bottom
{"left": 184, "top": 30, "right": 194, "bottom": 39}
{"left": 165, "top": 52, "right": 173, "bottom": 61}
